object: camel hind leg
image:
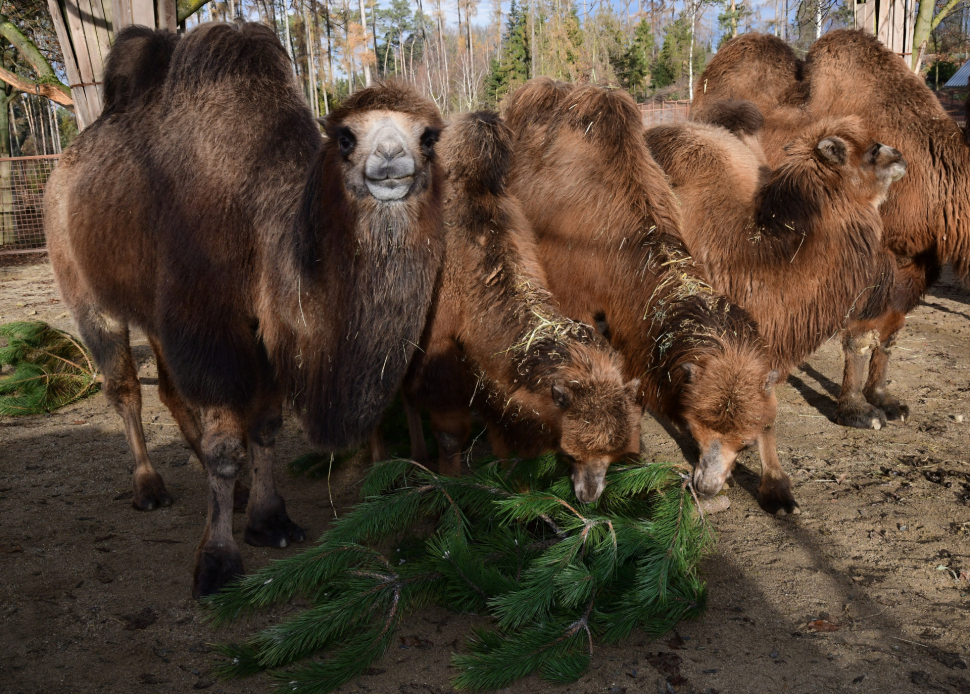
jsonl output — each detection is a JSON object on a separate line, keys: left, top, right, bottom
{"left": 73, "top": 307, "right": 172, "bottom": 510}
{"left": 149, "top": 336, "right": 249, "bottom": 511}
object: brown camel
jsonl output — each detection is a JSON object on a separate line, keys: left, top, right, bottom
{"left": 645, "top": 111, "right": 905, "bottom": 501}
{"left": 44, "top": 23, "right": 445, "bottom": 597}
{"left": 397, "top": 110, "right": 642, "bottom": 502}
{"left": 504, "top": 79, "right": 789, "bottom": 513}
{"left": 693, "top": 31, "right": 969, "bottom": 432}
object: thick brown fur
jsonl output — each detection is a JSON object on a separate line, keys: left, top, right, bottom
{"left": 403, "top": 111, "right": 642, "bottom": 502}
{"left": 100, "top": 26, "right": 181, "bottom": 115}
{"left": 504, "top": 80, "right": 788, "bottom": 510}
{"left": 693, "top": 30, "right": 962, "bottom": 430}
{"left": 45, "top": 22, "right": 445, "bottom": 597}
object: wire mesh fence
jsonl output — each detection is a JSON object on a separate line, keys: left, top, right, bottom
{"left": 640, "top": 100, "right": 691, "bottom": 127}
{"left": 0, "top": 155, "right": 59, "bottom": 255}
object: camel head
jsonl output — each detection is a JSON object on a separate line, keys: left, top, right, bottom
{"left": 324, "top": 83, "right": 444, "bottom": 203}
{"left": 679, "top": 345, "right": 778, "bottom": 498}
{"left": 778, "top": 116, "right": 907, "bottom": 211}
{"left": 552, "top": 352, "right": 643, "bottom": 504}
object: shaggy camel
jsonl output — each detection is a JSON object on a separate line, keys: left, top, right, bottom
{"left": 693, "top": 31, "right": 968, "bottom": 431}
{"left": 644, "top": 112, "right": 906, "bottom": 504}
{"left": 504, "top": 80, "right": 790, "bottom": 513}
{"left": 398, "top": 111, "right": 642, "bottom": 502}
{"left": 45, "top": 23, "right": 445, "bottom": 597}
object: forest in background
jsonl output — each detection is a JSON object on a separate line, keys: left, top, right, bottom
{"left": 3, "top": 0, "right": 970, "bottom": 156}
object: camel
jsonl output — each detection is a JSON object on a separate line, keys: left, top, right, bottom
{"left": 396, "top": 110, "right": 642, "bottom": 502}
{"left": 44, "top": 23, "right": 445, "bottom": 597}
{"left": 504, "top": 79, "right": 789, "bottom": 513}
{"left": 644, "top": 110, "right": 906, "bottom": 504}
{"left": 693, "top": 31, "right": 969, "bottom": 431}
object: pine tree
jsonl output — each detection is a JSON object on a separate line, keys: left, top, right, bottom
{"left": 650, "top": 14, "right": 705, "bottom": 92}
{"left": 205, "top": 454, "right": 714, "bottom": 693}
{"left": 614, "top": 18, "right": 655, "bottom": 98}
{"left": 0, "top": 321, "right": 99, "bottom": 415}
{"left": 484, "top": 0, "right": 531, "bottom": 106}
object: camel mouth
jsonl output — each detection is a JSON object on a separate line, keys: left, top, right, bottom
{"left": 365, "top": 175, "right": 414, "bottom": 201}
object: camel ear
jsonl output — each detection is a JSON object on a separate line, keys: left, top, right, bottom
{"left": 315, "top": 115, "right": 329, "bottom": 129}
{"left": 816, "top": 137, "right": 847, "bottom": 166}
{"left": 552, "top": 383, "right": 572, "bottom": 409}
{"left": 764, "top": 369, "right": 780, "bottom": 391}
{"left": 681, "top": 362, "right": 697, "bottom": 382}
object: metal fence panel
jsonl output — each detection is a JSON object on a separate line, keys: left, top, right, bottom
{"left": 0, "top": 155, "right": 59, "bottom": 255}
{"left": 640, "top": 101, "right": 691, "bottom": 128}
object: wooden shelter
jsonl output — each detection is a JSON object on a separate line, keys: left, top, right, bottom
{"left": 853, "top": 0, "right": 917, "bottom": 59}
{"left": 46, "top": 0, "right": 177, "bottom": 128}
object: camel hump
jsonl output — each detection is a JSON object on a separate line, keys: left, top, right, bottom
{"left": 101, "top": 25, "right": 180, "bottom": 115}
{"left": 503, "top": 77, "right": 575, "bottom": 134}
{"left": 442, "top": 111, "right": 513, "bottom": 196}
{"left": 165, "top": 21, "right": 292, "bottom": 94}
{"left": 695, "top": 99, "right": 764, "bottom": 136}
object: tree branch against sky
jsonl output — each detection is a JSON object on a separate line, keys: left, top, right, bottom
{"left": 0, "top": 12, "right": 71, "bottom": 106}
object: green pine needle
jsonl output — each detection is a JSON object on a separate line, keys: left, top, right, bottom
{"left": 0, "top": 321, "right": 99, "bottom": 415}
{"left": 205, "top": 456, "right": 715, "bottom": 692}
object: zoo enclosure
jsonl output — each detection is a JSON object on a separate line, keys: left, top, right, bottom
{"left": 640, "top": 100, "right": 691, "bottom": 127}
{"left": 0, "top": 155, "right": 58, "bottom": 255}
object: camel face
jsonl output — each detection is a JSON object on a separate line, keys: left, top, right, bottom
{"left": 864, "top": 142, "right": 907, "bottom": 204}
{"left": 556, "top": 378, "right": 642, "bottom": 503}
{"left": 335, "top": 110, "right": 440, "bottom": 202}
{"left": 683, "top": 361, "right": 778, "bottom": 498}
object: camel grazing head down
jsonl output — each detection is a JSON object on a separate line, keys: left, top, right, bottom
{"left": 553, "top": 356, "right": 642, "bottom": 504}
{"left": 680, "top": 344, "right": 778, "bottom": 498}
{"left": 325, "top": 87, "right": 442, "bottom": 204}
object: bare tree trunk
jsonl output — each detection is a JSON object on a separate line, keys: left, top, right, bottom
{"left": 370, "top": 0, "right": 379, "bottom": 76}
{"left": 815, "top": 0, "right": 822, "bottom": 39}
{"left": 358, "top": 0, "right": 372, "bottom": 86}
{"left": 51, "top": 102, "right": 62, "bottom": 153}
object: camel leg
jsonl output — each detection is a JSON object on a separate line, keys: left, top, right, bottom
{"left": 243, "top": 395, "right": 307, "bottom": 549}
{"left": 403, "top": 393, "right": 429, "bottom": 462}
{"left": 150, "top": 336, "right": 249, "bottom": 512}
{"left": 71, "top": 307, "right": 171, "bottom": 511}
{"left": 833, "top": 327, "right": 886, "bottom": 430}
{"left": 429, "top": 407, "right": 471, "bottom": 477}
{"left": 193, "top": 406, "right": 248, "bottom": 598}
{"left": 369, "top": 427, "right": 388, "bottom": 463}
{"left": 756, "top": 406, "right": 799, "bottom": 515}
{"left": 862, "top": 311, "right": 909, "bottom": 422}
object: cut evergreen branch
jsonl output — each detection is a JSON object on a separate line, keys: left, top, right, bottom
{"left": 205, "top": 454, "right": 714, "bottom": 693}
{"left": 0, "top": 321, "right": 99, "bottom": 415}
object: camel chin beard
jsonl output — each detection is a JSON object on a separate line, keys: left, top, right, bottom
{"left": 366, "top": 175, "right": 415, "bottom": 201}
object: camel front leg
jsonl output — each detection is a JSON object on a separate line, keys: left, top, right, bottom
{"left": 429, "top": 407, "right": 472, "bottom": 477}
{"left": 756, "top": 392, "right": 799, "bottom": 515}
{"left": 243, "top": 395, "right": 307, "bottom": 549}
{"left": 862, "top": 310, "right": 909, "bottom": 422}
{"left": 834, "top": 327, "right": 886, "bottom": 430}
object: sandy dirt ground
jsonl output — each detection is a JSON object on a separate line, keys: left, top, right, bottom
{"left": 1, "top": 257, "right": 968, "bottom": 694}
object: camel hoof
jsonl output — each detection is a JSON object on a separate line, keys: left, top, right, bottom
{"left": 834, "top": 402, "right": 888, "bottom": 431}
{"left": 132, "top": 473, "right": 173, "bottom": 511}
{"left": 759, "top": 486, "right": 799, "bottom": 516}
{"left": 192, "top": 548, "right": 244, "bottom": 599}
{"left": 868, "top": 395, "right": 909, "bottom": 422}
{"left": 244, "top": 512, "right": 307, "bottom": 549}
{"left": 233, "top": 482, "right": 250, "bottom": 513}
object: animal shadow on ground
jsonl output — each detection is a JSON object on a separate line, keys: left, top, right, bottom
{"left": 786, "top": 364, "right": 841, "bottom": 421}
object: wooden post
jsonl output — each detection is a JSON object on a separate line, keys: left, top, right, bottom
{"left": 47, "top": 0, "right": 177, "bottom": 129}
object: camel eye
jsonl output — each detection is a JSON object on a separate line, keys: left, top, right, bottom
{"left": 336, "top": 128, "right": 356, "bottom": 157}
{"left": 420, "top": 128, "right": 440, "bottom": 158}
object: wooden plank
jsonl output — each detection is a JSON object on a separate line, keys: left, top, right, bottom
{"left": 157, "top": 0, "right": 177, "bottom": 29}
{"left": 87, "top": 0, "right": 114, "bottom": 73}
{"left": 46, "top": 0, "right": 82, "bottom": 89}
{"left": 62, "top": 0, "right": 96, "bottom": 84}
{"left": 110, "top": 0, "right": 129, "bottom": 32}
{"left": 131, "top": 0, "right": 155, "bottom": 27}
{"left": 74, "top": 0, "right": 107, "bottom": 83}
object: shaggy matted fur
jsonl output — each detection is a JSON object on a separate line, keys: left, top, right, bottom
{"left": 504, "top": 79, "right": 788, "bottom": 511}
{"left": 401, "top": 110, "right": 642, "bottom": 502}
{"left": 692, "top": 30, "right": 969, "bottom": 431}
{"left": 45, "top": 22, "right": 445, "bottom": 597}
{"left": 645, "top": 114, "right": 905, "bottom": 509}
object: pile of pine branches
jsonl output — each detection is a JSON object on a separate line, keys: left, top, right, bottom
{"left": 206, "top": 454, "right": 714, "bottom": 693}
{"left": 0, "top": 321, "right": 99, "bottom": 415}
